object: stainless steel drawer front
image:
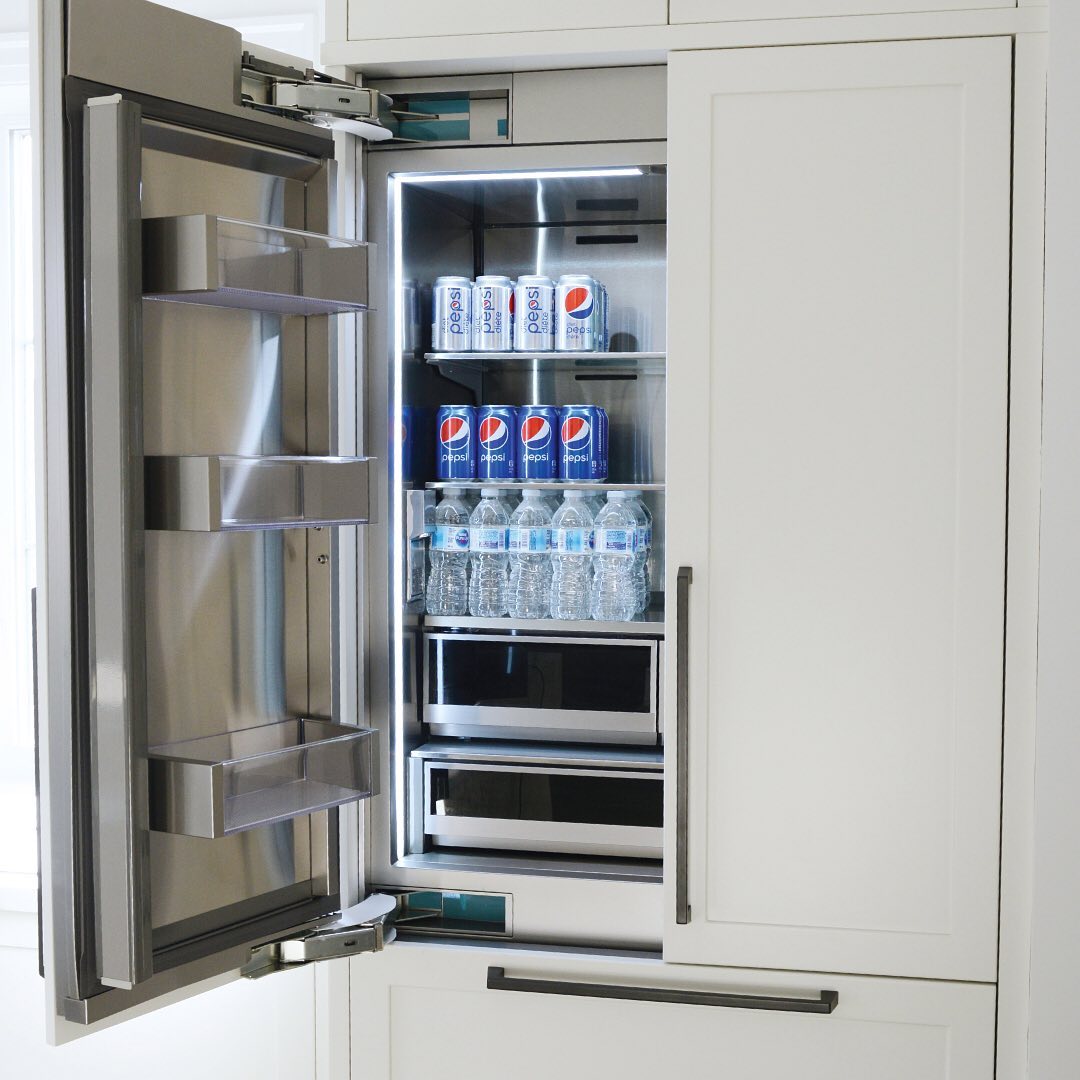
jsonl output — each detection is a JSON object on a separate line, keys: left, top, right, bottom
{"left": 425, "top": 633, "right": 659, "bottom": 745}
{"left": 423, "top": 760, "right": 663, "bottom": 860}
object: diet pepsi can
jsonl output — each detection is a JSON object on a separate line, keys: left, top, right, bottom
{"left": 555, "top": 275, "right": 599, "bottom": 352}
{"left": 473, "top": 276, "right": 514, "bottom": 351}
{"left": 436, "top": 404, "right": 476, "bottom": 480}
{"left": 399, "top": 405, "right": 414, "bottom": 483}
{"left": 432, "top": 276, "right": 472, "bottom": 353}
{"left": 559, "top": 405, "right": 606, "bottom": 482}
{"left": 477, "top": 405, "right": 517, "bottom": 479}
{"left": 516, "top": 405, "right": 559, "bottom": 480}
{"left": 512, "top": 276, "right": 555, "bottom": 352}
{"left": 597, "top": 280, "right": 610, "bottom": 352}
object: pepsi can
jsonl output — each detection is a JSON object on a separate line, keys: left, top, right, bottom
{"left": 473, "top": 275, "right": 513, "bottom": 351}
{"left": 477, "top": 405, "right": 517, "bottom": 479}
{"left": 512, "top": 276, "right": 555, "bottom": 352}
{"left": 516, "top": 405, "right": 559, "bottom": 480}
{"left": 436, "top": 404, "right": 476, "bottom": 480}
{"left": 559, "top": 405, "right": 606, "bottom": 482}
{"left": 401, "top": 279, "right": 421, "bottom": 355}
{"left": 597, "top": 280, "right": 610, "bottom": 352}
{"left": 595, "top": 406, "right": 609, "bottom": 479}
{"left": 555, "top": 275, "right": 599, "bottom": 352}
{"left": 432, "top": 276, "right": 473, "bottom": 353}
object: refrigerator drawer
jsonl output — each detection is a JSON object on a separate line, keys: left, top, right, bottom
{"left": 424, "top": 632, "right": 659, "bottom": 744}
{"left": 422, "top": 759, "right": 663, "bottom": 860}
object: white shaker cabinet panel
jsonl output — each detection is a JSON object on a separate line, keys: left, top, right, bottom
{"left": 351, "top": 943, "right": 995, "bottom": 1080}
{"left": 670, "top": 0, "right": 1012, "bottom": 22}
{"left": 663, "top": 38, "right": 1011, "bottom": 981}
{"left": 346, "top": 0, "right": 665, "bottom": 41}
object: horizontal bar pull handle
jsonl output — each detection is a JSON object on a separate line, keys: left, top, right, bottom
{"left": 486, "top": 967, "right": 839, "bottom": 1015}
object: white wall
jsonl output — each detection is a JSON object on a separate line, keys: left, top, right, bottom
{"left": 1028, "top": 2, "right": 1080, "bottom": 1076}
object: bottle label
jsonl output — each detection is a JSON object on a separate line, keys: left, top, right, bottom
{"left": 635, "top": 525, "right": 651, "bottom": 551}
{"left": 551, "top": 527, "right": 593, "bottom": 554}
{"left": 508, "top": 526, "right": 551, "bottom": 553}
{"left": 470, "top": 526, "right": 508, "bottom": 553}
{"left": 433, "top": 525, "right": 471, "bottom": 552}
{"left": 594, "top": 527, "right": 636, "bottom": 554}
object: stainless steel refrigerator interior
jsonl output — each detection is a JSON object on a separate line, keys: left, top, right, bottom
{"left": 362, "top": 145, "right": 669, "bottom": 947}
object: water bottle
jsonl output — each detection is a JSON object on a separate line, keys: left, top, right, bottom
{"left": 550, "top": 490, "right": 594, "bottom": 621}
{"left": 508, "top": 489, "right": 552, "bottom": 619}
{"left": 591, "top": 492, "right": 638, "bottom": 622}
{"left": 624, "top": 490, "right": 653, "bottom": 614}
{"left": 425, "top": 488, "right": 471, "bottom": 616}
{"left": 468, "top": 488, "right": 510, "bottom": 617}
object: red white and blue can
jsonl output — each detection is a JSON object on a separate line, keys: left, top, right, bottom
{"left": 516, "top": 405, "right": 559, "bottom": 480}
{"left": 398, "top": 405, "right": 414, "bottom": 483}
{"left": 595, "top": 405, "right": 609, "bottom": 479}
{"left": 432, "top": 276, "right": 472, "bottom": 352}
{"left": 472, "top": 275, "right": 514, "bottom": 351}
{"left": 559, "top": 404, "right": 606, "bottom": 482}
{"left": 477, "top": 404, "right": 517, "bottom": 479}
{"left": 554, "top": 274, "right": 599, "bottom": 352}
{"left": 512, "top": 276, "right": 555, "bottom": 352}
{"left": 436, "top": 404, "right": 476, "bottom": 480}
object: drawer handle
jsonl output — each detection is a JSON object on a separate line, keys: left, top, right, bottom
{"left": 486, "top": 967, "right": 839, "bottom": 1015}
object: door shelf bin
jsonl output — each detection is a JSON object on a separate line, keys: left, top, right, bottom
{"left": 142, "top": 214, "right": 372, "bottom": 315}
{"left": 148, "top": 719, "right": 378, "bottom": 838}
{"left": 145, "top": 454, "right": 374, "bottom": 531}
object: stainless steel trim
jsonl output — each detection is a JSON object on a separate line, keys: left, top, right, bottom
{"left": 675, "top": 566, "right": 693, "bottom": 926}
{"left": 424, "top": 632, "right": 659, "bottom": 744}
{"left": 144, "top": 455, "right": 374, "bottom": 531}
{"left": 423, "top": 760, "right": 663, "bottom": 860}
{"left": 486, "top": 968, "right": 839, "bottom": 1015}
{"left": 411, "top": 740, "right": 663, "bottom": 770}
{"left": 83, "top": 94, "right": 152, "bottom": 991}
{"left": 422, "top": 611, "right": 665, "bottom": 636}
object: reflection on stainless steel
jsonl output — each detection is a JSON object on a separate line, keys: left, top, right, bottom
{"left": 145, "top": 455, "right": 373, "bottom": 531}
{"left": 149, "top": 719, "right": 378, "bottom": 838}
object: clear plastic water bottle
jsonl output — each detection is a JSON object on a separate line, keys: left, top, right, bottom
{"left": 550, "top": 490, "right": 594, "bottom": 621}
{"left": 468, "top": 488, "right": 510, "bottom": 617}
{"left": 591, "top": 492, "right": 638, "bottom": 622}
{"left": 624, "top": 490, "right": 653, "bottom": 614}
{"left": 425, "top": 488, "right": 471, "bottom": 616}
{"left": 508, "top": 489, "right": 552, "bottom": 619}
{"left": 584, "top": 491, "right": 606, "bottom": 519}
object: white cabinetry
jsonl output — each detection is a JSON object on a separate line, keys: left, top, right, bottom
{"left": 351, "top": 943, "right": 995, "bottom": 1080}
{"left": 670, "top": 0, "right": 1013, "bottom": 25}
{"left": 663, "top": 37, "right": 1012, "bottom": 982}
{"left": 345, "top": 0, "right": 665, "bottom": 41}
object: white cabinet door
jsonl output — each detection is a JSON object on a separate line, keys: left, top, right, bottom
{"left": 351, "top": 943, "right": 994, "bottom": 1079}
{"left": 663, "top": 38, "right": 1011, "bottom": 982}
{"left": 670, "top": 0, "right": 1012, "bottom": 23}
{"left": 346, "top": 0, "right": 665, "bottom": 40}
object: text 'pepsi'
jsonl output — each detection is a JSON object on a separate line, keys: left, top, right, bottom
{"left": 477, "top": 405, "right": 517, "bottom": 480}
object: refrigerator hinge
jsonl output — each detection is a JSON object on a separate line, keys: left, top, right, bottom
{"left": 240, "top": 893, "right": 413, "bottom": 979}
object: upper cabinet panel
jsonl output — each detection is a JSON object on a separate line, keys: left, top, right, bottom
{"left": 348, "top": 0, "right": 665, "bottom": 40}
{"left": 670, "top": 0, "right": 1013, "bottom": 21}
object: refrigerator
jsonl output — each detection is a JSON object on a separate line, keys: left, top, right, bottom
{"left": 37, "top": 0, "right": 668, "bottom": 1039}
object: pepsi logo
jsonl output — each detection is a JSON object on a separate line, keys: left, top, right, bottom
{"left": 479, "top": 416, "right": 510, "bottom": 450}
{"left": 561, "top": 416, "right": 591, "bottom": 449}
{"left": 562, "top": 286, "right": 594, "bottom": 321}
{"left": 519, "top": 415, "right": 552, "bottom": 450}
{"left": 439, "top": 416, "right": 471, "bottom": 449}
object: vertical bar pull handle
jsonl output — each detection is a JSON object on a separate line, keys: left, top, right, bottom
{"left": 675, "top": 566, "right": 693, "bottom": 925}
{"left": 84, "top": 94, "right": 152, "bottom": 989}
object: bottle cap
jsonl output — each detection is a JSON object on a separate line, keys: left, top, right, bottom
{"left": 608, "top": 491, "right": 630, "bottom": 500}
{"left": 480, "top": 487, "right": 501, "bottom": 497}
{"left": 564, "top": 489, "right": 585, "bottom": 499}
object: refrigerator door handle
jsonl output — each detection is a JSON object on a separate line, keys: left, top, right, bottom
{"left": 486, "top": 967, "right": 839, "bottom": 1015}
{"left": 83, "top": 93, "right": 153, "bottom": 990}
{"left": 675, "top": 565, "right": 693, "bottom": 925}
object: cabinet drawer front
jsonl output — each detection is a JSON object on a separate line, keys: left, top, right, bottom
{"left": 352, "top": 944, "right": 995, "bottom": 1080}
{"left": 665, "top": 37, "right": 1011, "bottom": 980}
{"left": 670, "top": 0, "right": 1013, "bottom": 22}
{"left": 348, "top": 1, "right": 665, "bottom": 41}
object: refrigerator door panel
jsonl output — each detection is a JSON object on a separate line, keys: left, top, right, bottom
{"left": 37, "top": 0, "right": 377, "bottom": 1040}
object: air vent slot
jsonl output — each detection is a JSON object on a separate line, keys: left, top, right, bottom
{"left": 577, "top": 198, "right": 639, "bottom": 212}
{"left": 576, "top": 234, "right": 639, "bottom": 246}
